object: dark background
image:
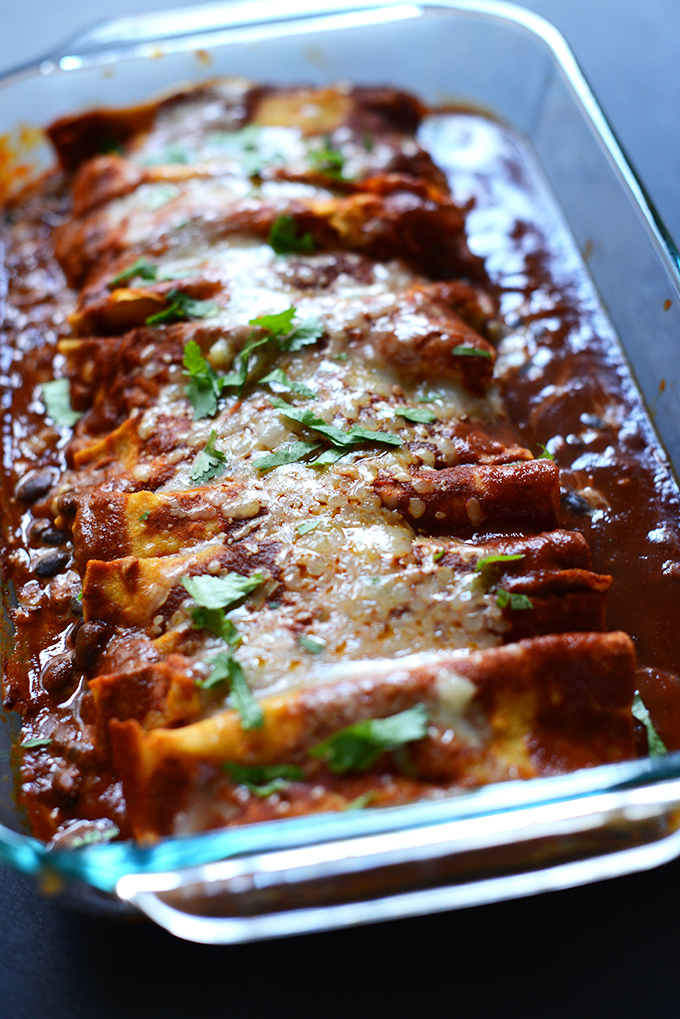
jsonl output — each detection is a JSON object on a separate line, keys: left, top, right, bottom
{"left": 1, "top": 2, "right": 679, "bottom": 1016}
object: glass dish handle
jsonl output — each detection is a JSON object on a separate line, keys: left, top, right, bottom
{"left": 116, "top": 776, "right": 680, "bottom": 944}
{"left": 39, "top": 0, "right": 398, "bottom": 65}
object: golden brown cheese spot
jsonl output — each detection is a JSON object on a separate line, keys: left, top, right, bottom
{"left": 252, "top": 88, "right": 353, "bottom": 134}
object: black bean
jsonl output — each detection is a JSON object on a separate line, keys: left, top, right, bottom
{"left": 41, "top": 655, "right": 77, "bottom": 698}
{"left": 15, "top": 468, "right": 56, "bottom": 504}
{"left": 34, "top": 550, "right": 70, "bottom": 578}
{"left": 74, "top": 621, "right": 112, "bottom": 672}
{"left": 56, "top": 490, "right": 77, "bottom": 519}
{"left": 39, "top": 526, "right": 69, "bottom": 547}
{"left": 560, "top": 489, "right": 592, "bottom": 515}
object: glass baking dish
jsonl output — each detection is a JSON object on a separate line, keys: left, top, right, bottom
{"left": 2, "top": 0, "right": 680, "bottom": 943}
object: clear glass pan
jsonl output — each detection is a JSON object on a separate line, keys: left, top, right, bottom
{"left": 2, "top": 0, "right": 680, "bottom": 943}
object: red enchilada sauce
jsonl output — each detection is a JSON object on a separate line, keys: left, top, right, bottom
{"left": 0, "top": 85, "right": 678, "bottom": 844}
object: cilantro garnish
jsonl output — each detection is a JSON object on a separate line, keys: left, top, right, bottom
{"left": 109, "top": 257, "right": 159, "bottom": 288}
{"left": 310, "top": 703, "right": 429, "bottom": 774}
{"left": 110, "top": 258, "right": 188, "bottom": 288}
{"left": 632, "top": 692, "right": 668, "bottom": 757}
{"left": 396, "top": 406, "right": 437, "bottom": 424}
{"left": 308, "top": 138, "right": 347, "bottom": 180}
{"left": 537, "top": 442, "right": 555, "bottom": 461}
{"left": 496, "top": 588, "right": 533, "bottom": 611}
{"left": 268, "top": 215, "right": 315, "bottom": 255}
{"left": 271, "top": 397, "right": 402, "bottom": 449}
{"left": 217, "top": 309, "right": 323, "bottom": 395}
{"left": 182, "top": 307, "right": 324, "bottom": 415}
{"left": 189, "top": 429, "right": 228, "bottom": 484}
{"left": 223, "top": 762, "right": 304, "bottom": 797}
{"left": 260, "top": 368, "right": 315, "bottom": 398}
{"left": 202, "top": 652, "right": 263, "bottom": 729}
{"left": 451, "top": 346, "right": 493, "bottom": 359}
{"left": 249, "top": 308, "right": 324, "bottom": 353}
{"left": 253, "top": 440, "right": 322, "bottom": 473}
{"left": 298, "top": 634, "right": 326, "bottom": 654}
{"left": 183, "top": 341, "right": 224, "bottom": 420}
{"left": 182, "top": 570, "right": 264, "bottom": 611}
{"left": 220, "top": 336, "right": 272, "bottom": 393}
{"left": 41, "top": 379, "right": 82, "bottom": 428}
{"left": 249, "top": 306, "right": 296, "bottom": 335}
{"left": 192, "top": 609, "right": 242, "bottom": 647}
{"left": 19, "top": 737, "right": 53, "bottom": 749}
{"left": 70, "top": 826, "right": 120, "bottom": 848}
{"left": 184, "top": 571, "right": 265, "bottom": 728}
{"left": 146, "top": 290, "right": 220, "bottom": 327}
{"left": 296, "top": 519, "right": 321, "bottom": 535}
{"left": 474, "top": 552, "right": 525, "bottom": 573}
{"left": 206, "top": 125, "right": 264, "bottom": 177}
{"left": 307, "top": 447, "right": 348, "bottom": 469}
{"left": 343, "top": 791, "right": 377, "bottom": 810}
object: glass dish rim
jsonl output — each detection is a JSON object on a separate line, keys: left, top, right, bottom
{"left": 2, "top": 0, "right": 680, "bottom": 904}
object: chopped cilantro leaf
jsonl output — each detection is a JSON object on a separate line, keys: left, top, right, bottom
{"left": 146, "top": 290, "right": 220, "bottom": 327}
{"left": 271, "top": 397, "right": 402, "bottom": 448}
{"left": 183, "top": 340, "right": 224, "bottom": 419}
{"left": 223, "top": 761, "right": 304, "bottom": 796}
{"left": 451, "top": 345, "right": 493, "bottom": 359}
{"left": 70, "top": 826, "right": 120, "bottom": 848}
{"left": 632, "top": 692, "right": 668, "bottom": 757}
{"left": 474, "top": 552, "right": 525, "bottom": 572}
{"left": 191, "top": 608, "right": 241, "bottom": 647}
{"left": 189, "top": 429, "right": 228, "bottom": 484}
{"left": 433, "top": 549, "right": 446, "bottom": 562}
{"left": 284, "top": 317, "right": 325, "bottom": 352}
{"left": 298, "top": 634, "right": 326, "bottom": 654}
{"left": 496, "top": 588, "right": 533, "bottom": 610}
{"left": 253, "top": 440, "right": 322, "bottom": 473}
{"left": 221, "top": 336, "right": 272, "bottom": 393}
{"left": 537, "top": 442, "right": 555, "bottom": 460}
{"left": 20, "top": 737, "right": 52, "bottom": 749}
{"left": 249, "top": 307, "right": 324, "bottom": 353}
{"left": 260, "top": 368, "right": 315, "bottom": 398}
{"left": 182, "top": 570, "right": 264, "bottom": 611}
{"left": 310, "top": 703, "right": 429, "bottom": 774}
{"left": 139, "top": 511, "right": 150, "bottom": 522}
{"left": 206, "top": 126, "right": 265, "bottom": 176}
{"left": 308, "top": 138, "right": 347, "bottom": 179}
{"left": 308, "top": 447, "right": 348, "bottom": 469}
{"left": 205, "top": 652, "right": 263, "bottom": 730}
{"left": 296, "top": 519, "right": 321, "bottom": 535}
{"left": 396, "top": 406, "right": 437, "bottom": 424}
{"left": 343, "top": 791, "right": 377, "bottom": 810}
{"left": 109, "top": 257, "right": 159, "bottom": 288}
{"left": 249, "top": 307, "right": 296, "bottom": 336}
{"left": 268, "top": 215, "right": 315, "bottom": 255}
{"left": 41, "top": 379, "right": 82, "bottom": 428}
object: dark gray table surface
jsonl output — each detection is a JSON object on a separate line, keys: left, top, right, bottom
{"left": 1, "top": 2, "right": 679, "bottom": 1016}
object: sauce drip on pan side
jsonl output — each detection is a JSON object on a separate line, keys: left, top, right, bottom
{"left": 1, "top": 88, "right": 678, "bottom": 843}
